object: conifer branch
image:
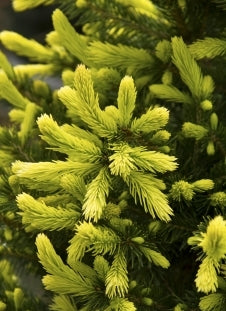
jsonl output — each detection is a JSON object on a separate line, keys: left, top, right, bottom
{"left": 36, "top": 233, "right": 98, "bottom": 296}
{"left": 125, "top": 171, "right": 173, "bottom": 222}
{"left": 17, "top": 193, "right": 80, "bottom": 231}
{"left": 105, "top": 251, "right": 129, "bottom": 298}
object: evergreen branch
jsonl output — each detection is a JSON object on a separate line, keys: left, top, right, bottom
{"left": 106, "top": 297, "right": 136, "bottom": 311}
{"left": 109, "top": 143, "right": 138, "bottom": 178}
{"left": 172, "top": 37, "right": 205, "bottom": 100}
{"left": 18, "top": 103, "right": 41, "bottom": 146}
{"left": 199, "top": 292, "right": 226, "bottom": 311}
{"left": 0, "top": 31, "right": 55, "bottom": 63}
{"left": 195, "top": 257, "right": 219, "bottom": 294}
{"left": 36, "top": 233, "right": 97, "bottom": 296}
{"left": 109, "top": 143, "right": 177, "bottom": 176}
{"left": 17, "top": 193, "right": 80, "bottom": 231}
{"left": 182, "top": 122, "right": 208, "bottom": 140}
{"left": 139, "top": 246, "right": 170, "bottom": 268}
{"left": 150, "top": 84, "right": 193, "bottom": 105}
{"left": 14, "top": 64, "right": 58, "bottom": 77}
{"left": 0, "top": 72, "right": 31, "bottom": 109}
{"left": 37, "top": 114, "right": 102, "bottom": 162}
{"left": 105, "top": 251, "right": 129, "bottom": 298}
{"left": 0, "top": 50, "right": 15, "bottom": 80}
{"left": 82, "top": 167, "right": 111, "bottom": 222}
{"left": 67, "top": 260, "right": 98, "bottom": 283}
{"left": 93, "top": 256, "right": 110, "bottom": 282}
{"left": 117, "top": 76, "right": 136, "bottom": 127}
{"left": 61, "top": 124, "right": 103, "bottom": 149}
{"left": 189, "top": 37, "right": 226, "bottom": 59}
{"left": 12, "top": 160, "right": 101, "bottom": 192}
{"left": 72, "top": 0, "right": 170, "bottom": 45}
{"left": 60, "top": 174, "right": 86, "bottom": 203}
{"left": 67, "top": 221, "right": 120, "bottom": 264}
{"left": 128, "top": 147, "right": 178, "bottom": 174}
{"left": 88, "top": 41, "right": 155, "bottom": 72}
{"left": 125, "top": 171, "right": 173, "bottom": 222}
{"left": 37, "top": 193, "right": 73, "bottom": 207}
{"left": 12, "top": 0, "right": 55, "bottom": 11}
{"left": 58, "top": 66, "right": 117, "bottom": 138}
{"left": 131, "top": 107, "right": 169, "bottom": 134}
{"left": 52, "top": 9, "right": 91, "bottom": 66}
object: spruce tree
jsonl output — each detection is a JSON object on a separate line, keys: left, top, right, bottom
{"left": 0, "top": 0, "right": 226, "bottom": 310}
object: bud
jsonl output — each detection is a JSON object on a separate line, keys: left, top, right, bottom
{"left": 118, "top": 191, "right": 129, "bottom": 201}
{"left": 182, "top": 122, "right": 208, "bottom": 140}
{"left": 148, "top": 220, "right": 162, "bottom": 233}
{"left": 161, "top": 70, "right": 173, "bottom": 85}
{"left": 174, "top": 303, "right": 187, "bottom": 311}
{"left": 76, "top": 0, "right": 87, "bottom": 8}
{"left": 62, "top": 69, "right": 74, "bottom": 87}
{"left": 210, "top": 113, "right": 218, "bottom": 130}
{"left": 155, "top": 40, "right": 172, "bottom": 63}
{"left": 141, "top": 287, "right": 151, "bottom": 295}
{"left": 0, "top": 301, "right": 6, "bottom": 311}
{"left": 131, "top": 237, "right": 145, "bottom": 244}
{"left": 13, "top": 288, "right": 24, "bottom": 310}
{"left": 8, "top": 109, "right": 25, "bottom": 124}
{"left": 200, "top": 100, "right": 212, "bottom": 111}
{"left": 210, "top": 192, "right": 226, "bottom": 207}
{"left": 177, "top": 0, "right": 186, "bottom": 11}
{"left": 33, "top": 80, "right": 50, "bottom": 98}
{"left": 118, "top": 199, "right": 127, "bottom": 209}
{"left": 5, "top": 290, "right": 13, "bottom": 301}
{"left": 158, "top": 145, "right": 170, "bottom": 153}
{"left": 206, "top": 141, "right": 215, "bottom": 156}
{"left": 129, "top": 280, "right": 137, "bottom": 290}
{"left": 192, "top": 179, "right": 214, "bottom": 192}
{"left": 12, "top": 275, "right": 18, "bottom": 283}
{"left": 142, "top": 297, "right": 153, "bottom": 306}
{"left": 5, "top": 211, "right": 15, "bottom": 220}
{"left": 4, "top": 227, "right": 13, "bottom": 241}
{"left": 151, "top": 130, "right": 171, "bottom": 144}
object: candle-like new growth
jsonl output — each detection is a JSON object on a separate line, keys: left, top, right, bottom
{"left": 182, "top": 122, "right": 208, "bottom": 140}
{"left": 199, "top": 216, "right": 226, "bottom": 261}
{"left": 117, "top": 76, "right": 136, "bottom": 127}
{"left": 0, "top": 31, "right": 54, "bottom": 62}
{"left": 188, "top": 216, "right": 226, "bottom": 294}
{"left": 195, "top": 257, "right": 219, "bottom": 294}
{"left": 52, "top": 9, "right": 90, "bottom": 66}
{"left": 82, "top": 167, "right": 111, "bottom": 221}
{"left": 12, "top": 0, "right": 55, "bottom": 11}
{"left": 37, "top": 114, "right": 102, "bottom": 162}
{"left": 105, "top": 252, "right": 128, "bottom": 298}
{"left": 131, "top": 107, "right": 169, "bottom": 133}
{"left": 17, "top": 193, "right": 80, "bottom": 231}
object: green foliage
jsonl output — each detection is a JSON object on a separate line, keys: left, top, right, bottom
{"left": 0, "top": 0, "right": 225, "bottom": 310}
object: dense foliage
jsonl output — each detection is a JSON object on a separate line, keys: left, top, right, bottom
{"left": 0, "top": 1, "right": 226, "bottom": 310}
